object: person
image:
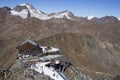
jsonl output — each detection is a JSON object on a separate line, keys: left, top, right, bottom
{"left": 59, "top": 61, "right": 64, "bottom": 72}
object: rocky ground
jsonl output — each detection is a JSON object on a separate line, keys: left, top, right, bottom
{"left": 39, "top": 33, "right": 120, "bottom": 79}
{"left": 8, "top": 57, "right": 56, "bottom": 80}
{"left": 5, "top": 52, "right": 91, "bottom": 80}
{"left": 9, "top": 59, "right": 50, "bottom": 80}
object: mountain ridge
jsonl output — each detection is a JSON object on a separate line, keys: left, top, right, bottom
{"left": 2, "top": 3, "right": 118, "bottom": 22}
{"left": 10, "top": 3, "right": 75, "bottom": 20}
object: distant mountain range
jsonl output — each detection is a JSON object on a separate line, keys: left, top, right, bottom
{"left": 0, "top": 3, "right": 118, "bottom": 22}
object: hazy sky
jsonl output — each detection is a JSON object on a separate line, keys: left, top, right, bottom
{"left": 0, "top": 0, "right": 120, "bottom": 17}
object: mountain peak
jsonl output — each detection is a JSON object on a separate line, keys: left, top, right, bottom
{"left": 58, "top": 10, "right": 71, "bottom": 13}
{"left": 13, "top": 3, "right": 36, "bottom": 12}
{"left": 91, "top": 16, "right": 119, "bottom": 24}
{"left": 59, "top": 10, "right": 74, "bottom": 15}
{"left": 10, "top": 3, "right": 75, "bottom": 20}
{"left": 10, "top": 3, "right": 46, "bottom": 18}
{"left": 0, "top": 6, "right": 11, "bottom": 19}
{"left": 19, "top": 3, "right": 31, "bottom": 6}
{"left": 18, "top": 3, "right": 36, "bottom": 10}
{"left": 56, "top": 10, "right": 75, "bottom": 19}
{"left": 0, "top": 6, "right": 11, "bottom": 10}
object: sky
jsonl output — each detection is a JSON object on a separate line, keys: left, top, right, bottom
{"left": 0, "top": 0, "right": 120, "bottom": 18}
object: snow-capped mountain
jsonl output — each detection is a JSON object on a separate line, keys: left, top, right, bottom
{"left": 10, "top": 3, "right": 75, "bottom": 20}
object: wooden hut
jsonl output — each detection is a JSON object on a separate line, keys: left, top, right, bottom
{"left": 16, "top": 40, "right": 43, "bottom": 56}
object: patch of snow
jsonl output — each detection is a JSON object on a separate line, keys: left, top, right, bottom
{"left": 41, "top": 46, "right": 59, "bottom": 53}
{"left": 28, "top": 9, "right": 49, "bottom": 20}
{"left": 117, "top": 17, "right": 120, "bottom": 21}
{"left": 87, "top": 15, "right": 95, "bottom": 20}
{"left": 47, "top": 47, "right": 59, "bottom": 53}
{"left": 50, "top": 11, "right": 71, "bottom": 19}
{"left": 31, "top": 61, "right": 67, "bottom": 80}
{"left": 11, "top": 9, "right": 72, "bottom": 20}
{"left": 40, "top": 54, "right": 62, "bottom": 60}
{"left": 10, "top": 9, "right": 28, "bottom": 18}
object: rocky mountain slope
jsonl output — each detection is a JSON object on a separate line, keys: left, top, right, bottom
{"left": 39, "top": 33, "right": 120, "bottom": 79}
{"left": 0, "top": 3, "right": 120, "bottom": 79}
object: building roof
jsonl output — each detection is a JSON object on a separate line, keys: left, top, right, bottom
{"left": 21, "top": 39, "right": 38, "bottom": 46}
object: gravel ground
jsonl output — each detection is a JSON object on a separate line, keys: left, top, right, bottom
{"left": 9, "top": 58, "right": 53, "bottom": 80}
